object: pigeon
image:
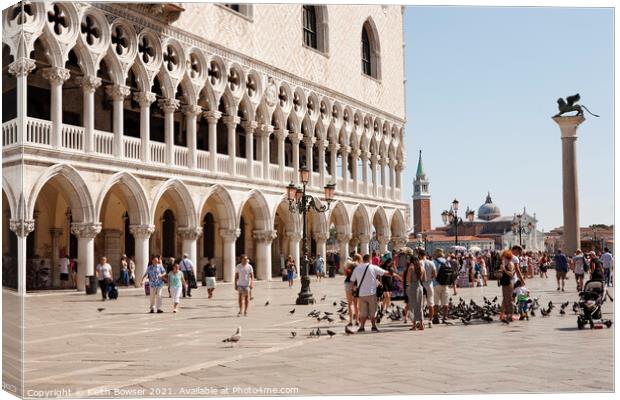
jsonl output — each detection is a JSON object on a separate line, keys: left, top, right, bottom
{"left": 530, "top": 309, "right": 536, "bottom": 317}
{"left": 482, "top": 315, "right": 493, "bottom": 323}
{"left": 222, "top": 327, "right": 241, "bottom": 343}
{"left": 308, "top": 330, "right": 316, "bottom": 338}
{"left": 289, "top": 308, "right": 296, "bottom": 315}
{"left": 326, "top": 330, "right": 336, "bottom": 338}
{"left": 345, "top": 325, "right": 355, "bottom": 335}
{"left": 548, "top": 301, "right": 554, "bottom": 310}
{"left": 339, "top": 314, "right": 347, "bottom": 321}
{"left": 265, "top": 300, "right": 270, "bottom": 306}
{"left": 291, "top": 331, "right": 297, "bottom": 338}
{"left": 442, "top": 320, "right": 454, "bottom": 326}
{"left": 97, "top": 308, "right": 105, "bottom": 312}
{"left": 315, "top": 328, "right": 321, "bottom": 337}
{"left": 559, "top": 309, "right": 566, "bottom": 315}
{"left": 327, "top": 317, "right": 335, "bottom": 323}
{"left": 492, "top": 296, "right": 498, "bottom": 303}
{"left": 333, "top": 301, "right": 337, "bottom": 306}
{"left": 321, "top": 295, "right": 327, "bottom": 301}
{"left": 461, "top": 318, "right": 471, "bottom": 326}
{"left": 324, "top": 311, "right": 333, "bottom": 315}
{"left": 501, "top": 318, "right": 510, "bottom": 325}
{"left": 540, "top": 308, "right": 549, "bottom": 317}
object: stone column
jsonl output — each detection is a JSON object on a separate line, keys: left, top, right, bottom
{"left": 389, "top": 158, "right": 396, "bottom": 200}
{"left": 291, "top": 132, "right": 301, "bottom": 184}
{"left": 71, "top": 222, "right": 102, "bottom": 291}
{"left": 81, "top": 76, "right": 102, "bottom": 153}
{"left": 287, "top": 231, "right": 302, "bottom": 276}
{"left": 395, "top": 161, "right": 403, "bottom": 197}
{"left": 371, "top": 153, "right": 378, "bottom": 197}
{"left": 304, "top": 136, "right": 315, "bottom": 187}
{"left": 359, "top": 233, "right": 370, "bottom": 256}
{"left": 242, "top": 121, "right": 257, "bottom": 179}
{"left": 223, "top": 115, "right": 240, "bottom": 176}
{"left": 129, "top": 224, "right": 155, "bottom": 286}
{"left": 8, "top": 58, "right": 36, "bottom": 145}
{"left": 42, "top": 67, "right": 70, "bottom": 149}
{"left": 377, "top": 235, "right": 389, "bottom": 255}
{"left": 253, "top": 230, "right": 277, "bottom": 281}
{"left": 337, "top": 233, "right": 352, "bottom": 273}
{"left": 361, "top": 151, "right": 370, "bottom": 195}
{"left": 159, "top": 98, "right": 180, "bottom": 166}
{"left": 341, "top": 145, "right": 350, "bottom": 192}
{"left": 313, "top": 232, "right": 328, "bottom": 260}
{"left": 179, "top": 226, "right": 203, "bottom": 277}
{"left": 553, "top": 115, "right": 585, "bottom": 255}
{"left": 261, "top": 125, "right": 273, "bottom": 181}
{"left": 276, "top": 128, "right": 288, "bottom": 182}
{"left": 134, "top": 91, "right": 157, "bottom": 162}
{"left": 10, "top": 219, "right": 35, "bottom": 294}
{"left": 183, "top": 104, "right": 202, "bottom": 169}
{"left": 380, "top": 157, "right": 387, "bottom": 198}
{"left": 351, "top": 148, "right": 360, "bottom": 194}
{"left": 205, "top": 110, "right": 221, "bottom": 172}
{"left": 220, "top": 228, "right": 240, "bottom": 282}
{"left": 391, "top": 236, "right": 407, "bottom": 251}
{"left": 317, "top": 139, "right": 326, "bottom": 187}
{"left": 329, "top": 143, "right": 339, "bottom": 183}
{"left": 105, "top": 84, "right": 131, "bottom": 158}
{"left": 49, "top": 228, "right": 63, "bottom": 287}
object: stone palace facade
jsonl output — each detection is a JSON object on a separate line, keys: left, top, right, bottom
{"left": 2, "top": 3, "right": 410, "bottom": 293}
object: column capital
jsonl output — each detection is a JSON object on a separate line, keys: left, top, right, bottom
{"left": 275, "top": 128, "right": 289, "bottom": 140}
{"left": 220, "top": 228, "right": 241, "bottom": 242}
{"left": 158, "top": 98, "right": 180, "bottom": 113}
{"left": 290, "top": 132, "right": 303, "bottom": 145}
{"left": 286, "top": 231, "right": 303, "bottom": 242}
{"left": 358, "top": 233, "right": 371, "bottom": 243}
{"left": 106, "top": 84, "right": 131, "bottom": 101}
{"left": 182, "top": 104, "right": 203, "bottom": 116}
{"left": 379, "top": 156, "right": 388, "bottom": 166}
{"left": 42, "top": 67, "right": 70, "bottom": 85}
{"left": 8, "top": 57, "right": 36, "bottom": 77}
{"left": 336, "top": 232, "right": 352, "bottom": 243}
{"left": 395, "top": 161, "right": 406, "bottom": 172}
{"left": 328, "top": 142, "right": 340, "bottom": 151}
{"left": 361, "top": 150, "right": 371, "bottom": 160}
{"left": 553, "top": 115, "right": 585, "bottom": 138}
{"left": 350, "top": 147, "right": 361, "bottom": 157}
{"left": 303, "top": 136, "right": 317, "bottom": 145}
{"left": 391, "top": 236, "right": 407, "bottom": 249}
{"left": 315, "top": 138, "right": 326, "bottom": 148}
{"left": 377, "top": 235, "right": 389, "bottom": 245}
{"left": 388, "top": 158, "right": 396, "bottom": 167}
{"left": 134, "top": 91, "right": 157, "bottom": 107}
{"left": 253, "top": 229, "right": 278, "bottom": 243}
{"left": 222, "top": 115, "right": 240, "bottom": 126}
{"left": 129, "top": 224, "right": 155, "bottom": 239}
{"left": 256, "top": 123, "right": 274, "bottom": 137}
{"left": 313, "top": 232, "right": 329, "bottom": 242}
{"left": 341, "top": 145, "right": 351, "bottom": 154}
{"left": 71, "top": 222, "right": 102, "bottom": 239}
{"left": 241, "top": 120, "right": 258, "bottom": 133}
{"left": 10, "top": 219, "right": 35, "bottom": 237}
{"left": 204, "top": 110, "right": 222, "bottom": 124}
{"left": 80, "top": 75, "right": 102, "bottom": 93}
{"left": 178, "top": 226, "right": 203, "bottom": 240}
{"left": 371, "top": 152, "right": 379, "bottom": 162}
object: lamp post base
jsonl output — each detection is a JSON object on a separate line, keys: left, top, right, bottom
{"left": 295, "top": 275, "right": 315, "bottom": 305}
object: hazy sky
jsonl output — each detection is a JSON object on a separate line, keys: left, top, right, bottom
{"left": 402, "top": 6, "right": 614, "bottom": 232}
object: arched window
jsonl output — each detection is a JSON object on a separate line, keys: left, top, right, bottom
{"left": 162, "top": 209, "right": 176, "bottom": 257}
{"left": 203, "top": 213, "right": 215, "bottom": 258}
{"left": 302, "top": 5, "right": 328, "bottom": 54}
{"left": 361, "top": 19, "right": 381, "bottom": 79}
{"left": 236, "top": 216, "right": 246, "bottom": 257}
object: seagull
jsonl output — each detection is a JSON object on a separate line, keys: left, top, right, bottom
{"left": 264, "top": 300, "right": 270, "bottom": 306}
{"left": 289, "top": 308, "right": 296, "bottom": 315}
{"left": 222, "top": 327, "right": 241, "bottom": 343}
{"left": 291, "top": 331, "right": 296, "bottom": 338}
{"left": 97, "top": 308, "right": 105, "bottom": 312}
{"left": 326, "top": 330, "right": 336, "bottom": 338}
{"left": 345, "top": 325, "right": 355, "bottom": 335}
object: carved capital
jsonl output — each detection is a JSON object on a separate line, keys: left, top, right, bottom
{"left": 313, "top": 232, "right": 329, "bottom": 242}
{"left": 106, "top": 84, "right": 131, "bottom": 101}
{"left": 290, "top": 132, "right": 303, "bottom": 145}
{"left": 222, "top": 115, "right": 240, "bottom": 127}
{"left": 10, "top": 219, "right": 35, "bottom": 237}
{"left": 129, "top": 224, "right": 155, "bottom": 239}
{"left": 182, "top": 104, "right": 202, "bottom": 117}
{"left": 8, "top": 58, "right": 36, "bottom": 77}
{"left": 275, "top": 128, "right": 289, "bottom": 140}
{"left": 80, "top": 76, "right": 102, "bottom": 93}
{"left": 304, "top": 136, "right": 316, "bottom": 146}
{"left": 71, "top": 222, "right": 102, "bottom": 239}
{"left": 341, "top": 145, "right": 351, "bottom": 154}
{"left": 371, "top": 153, "right": 379, "bottom": 163}
{"left": 134, "top": 91, "right": 157, "bottom": 108}
{"left": 360, "top": 150, "right": 371, "bottom": 161}
{"left": 286, "top": 231, "right": 303, "bottom": 242}
{"left": 377, "top": 235, "right": 389, "bottom": 246}
{"left": 158, "top": 98, "right": 180, "bottom": 113}
{"left": 204, "top": 110, "right": 222, "bottom": 124}
{"left": 379, "top": 157, "right": 388, "bottom": 166}
{"left": 256, "top": 124, "right": 274, "bottom": 137}
{"left": 241, "top": 120, "right": 258, "bottom": 134}
{"left": 253, "top": 229, "right": 277, "bottom": 243}
{"left": 391, "top": 236, "right": 407, "bottom": 248}
{"left": 220, "top": 228, "right": 240, "bottom": 242}
{"left": 350, "top": 148, "right": 361, "bottom": 157}
{"left": 358, "top": 233, "right": 371, "bottom": 243}
{"left": 328, "top": 142, "right": 340, "bottom": 152}
{"left": 178, "top": 226, "right": 203, "bottom": 240}
{"left": 336, "top": 232, "right": 352, "bottom": 243}
{"left": 42, "top": 67, "right": 70, "bottom": 86}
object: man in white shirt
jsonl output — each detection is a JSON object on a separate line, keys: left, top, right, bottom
{"left": 235, "top": 254, "right": 254, "bottom": 316}
{"left": 350, "top": 254, "right": 400, "bottom": 333}
{"left": 600, "top": 248, "right": 614, "bottom": 286}
{"left": 180, "top": 253, "right": 195, "bottom": 298}
{"left": 95, "top": 256, "right": 113, "bottom": 301}
{"left": 58, "top": 253, "right": 70, "bottom": 289}
{"left": 417, "top": 249, "right": 437, "bottom": 325}
{"left": 511, "top": 245, "right": 526, "bottom": 285}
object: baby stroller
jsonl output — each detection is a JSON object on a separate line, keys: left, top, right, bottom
{"left": 577, "top": 280, "right": 612, "bottom": 329}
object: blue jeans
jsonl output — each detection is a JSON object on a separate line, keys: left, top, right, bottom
{"left": 605, "top": 269, "right": 612, "bottom": 286}
{"left": 517, "top": 300, "right": 529, "bottom": 314}
{"left": 120, "top": 270, "right": 129, "bottom": 286}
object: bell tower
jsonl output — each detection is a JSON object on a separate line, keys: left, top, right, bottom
{"left": 412, "top": 150, "right": 431, "bottom": 234}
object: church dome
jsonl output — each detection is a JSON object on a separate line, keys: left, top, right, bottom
{"left": 477, "top": 192, "right": 501, "bottom": 221}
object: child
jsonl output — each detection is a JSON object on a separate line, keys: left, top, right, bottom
{"left": 513, "top": 280, "right": 530, "bottom": 320}
{"left": 168, "top": 262, "right": 187, "bottom": 313}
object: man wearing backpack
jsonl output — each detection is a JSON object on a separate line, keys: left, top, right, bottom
{"left": 432, "top": 248, "right": 456, "bottom": 323}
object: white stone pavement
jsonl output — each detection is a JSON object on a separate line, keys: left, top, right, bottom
{"left": 3, "top": 274, "right": 614, "bottom": 397}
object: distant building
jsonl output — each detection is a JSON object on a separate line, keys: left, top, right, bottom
{"left": 545, "top": 226, "right": 614, "bottom": 254}
{"left": 412, "top": 150, "right": 431, "bottom": 234}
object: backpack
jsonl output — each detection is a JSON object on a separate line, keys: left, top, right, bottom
{"left": 436, "top": 259, "right": 456, "bottom": 285}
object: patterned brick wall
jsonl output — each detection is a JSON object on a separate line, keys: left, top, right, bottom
{"left": 413, "top": 198, "right": 431, "bottom": 234}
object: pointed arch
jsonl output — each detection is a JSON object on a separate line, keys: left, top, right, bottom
{"left": 95, "top": 172, "right": 150, "bottom": 225}
{"left": 2, "top": 175, "right": 17, "bottom": 220}
{"left": 150, "top": 179, "right": 196, "bottom": 227}
{"left": 327, "top": 200, "right": 350, "bottom": 234}
{"left": 361, "top": 17, "right": 381, "bottom": 79}
{"left": 237, "top": 189, "right": 272, "bottom": 231}
{"left": 390, "top": 208, "right": 406, "bottom": 238}
{"left": 198, "top": 184, "right": 236, "bottom": 230}
{"left": 351, "top": 203, "right": 371, "bottom": 236}
{"left": 371, "top": 206, "right": 390, "bottom": 237}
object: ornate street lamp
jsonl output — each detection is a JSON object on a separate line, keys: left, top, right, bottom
{"left": 511, "top": 213, "right": 533, "bottom": 248}
{"left": 447, "top": 199, "right": 472, "bottom": 246}
{"left": 287, "top": 164, "right": 335, "bottom": 305}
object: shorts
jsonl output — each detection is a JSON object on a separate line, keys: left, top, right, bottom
{"left": 357, "top": 295, "right": 378, "bottom": 319}
{"left": 556, "top": 271, "right": 567, "bottom": 279}
{"left": 287, "top": 270, "right": 294, "bottom": 281}
{"left": 237, "top": 285, "right": 250, "bottom": 295}
{"left": 206, "top": 276, "right": 215, "bottom": 289}
{"left": 422, "top": 282, "right": 434, "bottom": 306}
{"left": 170, "top": 286, "right": 182, "bottom": 303}
{"left": 60, "top": 273, "right": 69, "bottom": 281}
{"left": 575, "top": 273, "right": 584, "bottom": 280}
{"left": 433, "top": 284, "right": 449, "bottom": 306}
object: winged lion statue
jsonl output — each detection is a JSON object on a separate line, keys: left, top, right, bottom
{"left": 554, "top": 93, "right": 599, "bottom": 118}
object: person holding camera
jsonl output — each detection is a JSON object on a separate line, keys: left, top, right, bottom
{"left": 350, "top": 253, "right": 401, "bottom": 333}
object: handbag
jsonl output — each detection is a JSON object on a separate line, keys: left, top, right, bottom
{"left": 353, "top": 264, "right": 370, "bottom": 298}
